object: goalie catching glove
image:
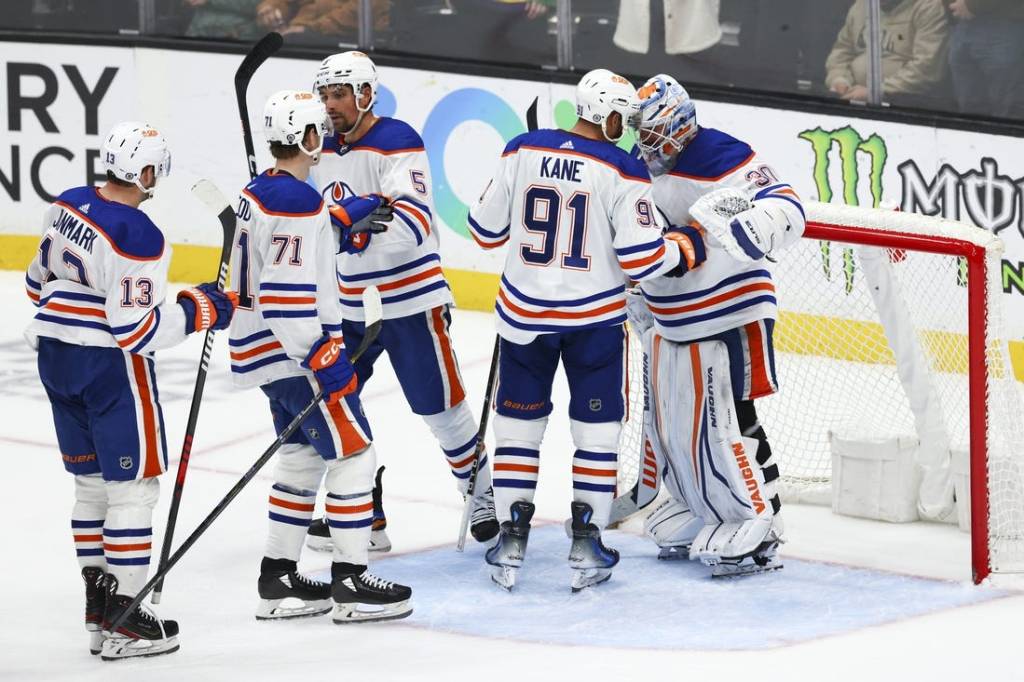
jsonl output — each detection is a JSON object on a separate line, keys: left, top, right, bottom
{"left": 329, "top": 194, "right": 393, "bottom": 254}
{"left": 302, "top": 333, "right": 358, "bottom": 404}
{"left": 688, "top": 187, "right": 796, "bottom": 262}
{"left": 177, "top": 283, "right": 239, "bottom": 334}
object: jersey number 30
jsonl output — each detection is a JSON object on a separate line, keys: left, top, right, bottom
{"left": 520, "top": 185, "right": 590, "bottom": 270}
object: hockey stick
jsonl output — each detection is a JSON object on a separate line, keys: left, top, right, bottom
{"left": 237, "top": 32, "right": 283, "bottom": 181}
{"left": 150, "top": 181, "right": 236, "bottom": 605}
{"left": 150, "top": 34, "right": 281, "bottom": 605}
{"left": 454, "top": 97, "right": 538, "bottom": 551}
{"left": 110, "top": 286, "right": 384, "bottom": 635}
{"left": 455, "top": 335, "right": 500, "bottom": 552}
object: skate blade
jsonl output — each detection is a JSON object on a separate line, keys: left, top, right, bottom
{"left": 100, "top": 635, "right": 180, "bottom": 661}
{"left": 89, "top": 629, "right": 105, "bottom": 655}
{"left": 570, "top": 568, "right": 612, "bottom": 593}
{"left": 332, "top": 599, "right": 412, "bottom": 624}
{"left": 657, "top": 545, "right": 692, "bottom": 561}
{"left": 255, "top": 597, "right": 333, "bottom": 621}
{"left": 305, "top": 535, "right": 333, "bottom": 553}
{"left": 489, "top": 565, "right": 518, "bottom": 591}
{"left": 711, "top": 558, "right": 784, "bottom": 579}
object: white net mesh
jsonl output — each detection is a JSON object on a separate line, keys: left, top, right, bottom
{"left": 616, "top": 202, "right": 1024, "bottom": 578}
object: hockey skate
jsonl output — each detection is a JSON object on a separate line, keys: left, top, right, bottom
{"left": 100, "top": 575, "right": 179, "bottom": 661}
{"left": 484, "top": 501, "right": 534, "bottom": 591}
{"left": 255, "top": 557, "right": 332, "bottom": 620}
{"left": 82, "top": 566, "right": 106, "bottom": 655}
{"left": 330, "top": 562, "right": 412, "bottom": 623}
{"left": 568, "top": 502, "right": 620, "bottom": 593}
{"left": 469, "top": 485, "right": 499, "bottom": 543}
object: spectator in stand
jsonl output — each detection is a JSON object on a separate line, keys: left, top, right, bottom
{"left": 947, "top": 0, "right": 1024, "bottom": 119}
{"left": 255, "top": 0, "right": 389, "bottom": 39}
{"left": 184, "top": 0, "right": 263, "bottom": 40}
{"left": 825, "top": 0, "right": 949, "bottom": 104}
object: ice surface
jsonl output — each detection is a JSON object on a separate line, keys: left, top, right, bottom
{"left": 1, "top": 271, "right": 1022, "bottom": 681}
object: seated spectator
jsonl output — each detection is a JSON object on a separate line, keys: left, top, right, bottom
{"left": 825, "top": 0, "right": 949, "bottom": 103}
{"left": 255, "top": 0, "right": 389, "bottom": 39}
{"left": 947, "top": 0, "right": 1024, "bottom": 119}
{"left": 184, "top": 0, "right": 263, "bottom": 40}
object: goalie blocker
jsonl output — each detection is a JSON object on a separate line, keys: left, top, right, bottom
{"left": 643, "top": 330, "right": 784, "bottom": 577}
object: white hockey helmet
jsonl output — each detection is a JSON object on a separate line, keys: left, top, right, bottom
{"left": 630, "top": 74, "right": 698, "bottom": 167}
{"left": 101, "top": 121, "right": 171, "bottom": 197}
{"left": 313, "top": 51, "right": 378, "bottom": 112}
{"left": 263, "top": 90, "right": 332, "bottom": 159}
{"left": 575, "top": 68, "right": 637, "bottom": 143}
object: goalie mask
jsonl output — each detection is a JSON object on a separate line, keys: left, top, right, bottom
{"left": 263, "top": 90, "right": 332, "bottom": 160}
{"left": 630, "top": 74, "right": 697, "bottom": 175}
{"left": 101, "top": 121, "right": 171, "bottom": 197}
{"left": 575, "top": 68, "right": 637, "bottom": 143}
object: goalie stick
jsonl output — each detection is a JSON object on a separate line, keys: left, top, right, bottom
{"left": 151, "top": 32, "right": 282, "bottom": 604}
{"left": 455, "top": 97, "right": 538, "bottom": 550}
{"left": 110, "top": 286, "right": 384, "bottom": 635}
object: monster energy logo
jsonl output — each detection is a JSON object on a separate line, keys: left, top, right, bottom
{"left": 799, "top": 126, "right": 888, "bottom": 293}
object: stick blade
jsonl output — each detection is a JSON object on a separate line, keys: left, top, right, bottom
{"left": 191, "top": 179, "right": 230, "bottom": 214}
{"left": 235, "top": 32, "right": 283, "bottom": 84}
{"left": 526, "top": 97, "right": 539, "bottom": 132}
{"left": 362, "top": 285, "right": 383, "bottom": 326}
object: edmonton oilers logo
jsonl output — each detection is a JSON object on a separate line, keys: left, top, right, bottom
{"left": 322, "top": 181, "right": 357, "bottom": 206}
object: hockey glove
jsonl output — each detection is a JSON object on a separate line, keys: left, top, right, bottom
{"left": 177, "top": 283, "right": 239, "bottom": 334}
{"left": 330, "top": 195, "right": 393, "bottom": 255}
{"left": 662, "top": 224, "right": 707, "bottom": 277}
{"left": 301, "top": 333, "right": 358, "bottom": 405}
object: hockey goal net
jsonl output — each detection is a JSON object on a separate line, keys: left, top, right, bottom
{"left": 617, "top": 202, "right": 1024, "bottom": 584}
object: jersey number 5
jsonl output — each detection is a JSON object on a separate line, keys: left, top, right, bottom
{"left": 520, "top": 185, "right": 590, "bottom": 270}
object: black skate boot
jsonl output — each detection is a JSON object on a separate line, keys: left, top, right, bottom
{"left": 100, "top": 574, "right": 179, "bottom": 661}
{"left": 256, "top": 557, "right": 332, "bottom": 620}
{"left": 82, "top": 566, "right": 106, "bottom": 655}
{"left": 330, "top": 562, "right": 412, "bottom": 623}
{"left": 484, "top": 501, "right": 535, "bottom": 591}
{"left": 305, "top": 517, "right": 333, "bottom": 553}
{"left": 469, "top": 485, "right": 499, "bottom": 543}
{"left": 568, "top": 502, "right": 620, "bottom": 593}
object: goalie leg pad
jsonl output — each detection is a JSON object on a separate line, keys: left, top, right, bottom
{"left": 648, "top": 337, "right": 772, "bottom": 526}
{"left": 324, "top": 445, "right": 377, "bottom": 567}
{"left": 643, "top": 497, "right": 704, "bottom": 560}
{"left": 690, "top": 515, "right": 784, "bottom": 577}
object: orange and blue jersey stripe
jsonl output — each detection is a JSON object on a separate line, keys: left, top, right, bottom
{"left": 259, "top": 282, "right": 318, "bottom": 320}
{"left": 337, "top": 253, "right": 449, "bottom": 310}
{"left": 643, "top": 270, "right": 776, "bottom": 329}
{"left": 230, "top": 328, "right": 290, "bottom": 375}
{"left": 35, "top": 290, "right": 111, "bottom": 333}
{"left": 495, "top": 276, "right": 626, "bottom": 334}
{"left": 392, "top": 196, "right": 432, "bottom": 246}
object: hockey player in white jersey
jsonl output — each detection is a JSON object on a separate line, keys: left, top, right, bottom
{"left": 626, "top": 75, "right": 805, "bottom": 577}
{"left": 25, "top": 122, "right": 239, "bottom": 659}
{"left": 304, "top": 51, "right": 499, "bottom": 552}
{"left": 468, "top": 69, "right": 708, "bottom": 592}
{"left": 230, "top": 90, "right": 411, "bottom": 623}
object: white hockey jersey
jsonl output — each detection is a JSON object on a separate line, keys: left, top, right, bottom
{"left": 468, "top": 129, "right": 683, "bottom": 345}
{"left": 640, "top": 127, "right": 806, "bottom": 342}
{"left": 312, "top": 117, "right": 452, "bottom": 321}
{"left": 24, "top": 185, "right": 187, "bottom": 355}
{"left": 228, "top": 170, "right": 347, "bottom": 389}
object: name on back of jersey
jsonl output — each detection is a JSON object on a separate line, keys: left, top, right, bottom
{"left": 52, "top": 207, "right": 99, "bottom": 253}
{"left": 539, "top": 156, "right": 584, "bottom": 183}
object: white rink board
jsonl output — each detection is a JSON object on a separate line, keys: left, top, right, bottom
{"left": 2, "top": 41, "right": 1024, "bottom": 337}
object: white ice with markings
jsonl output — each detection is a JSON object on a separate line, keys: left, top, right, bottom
{"left": 0, "top": 270, "right": 1020, "bottom": 681}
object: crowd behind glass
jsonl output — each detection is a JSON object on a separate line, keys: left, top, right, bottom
{"left": 5, "top": 0, "right": 1023, "bottom": 121}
